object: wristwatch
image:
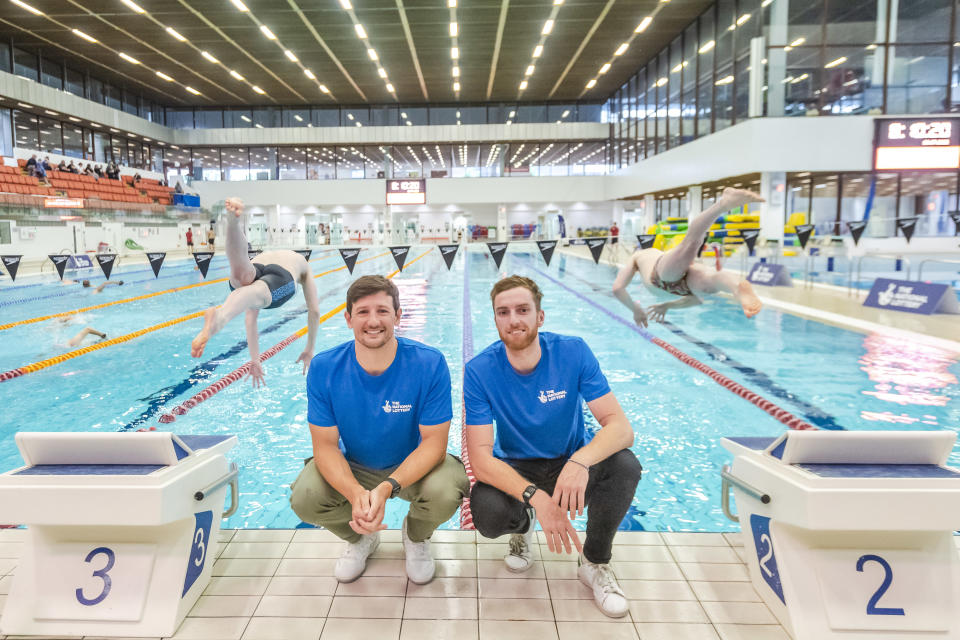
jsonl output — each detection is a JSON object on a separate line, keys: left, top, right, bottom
{"left": 384, "top": 477, "right": 402, "bottom": 498}
{"left": 521, "top": 484, "right": 538, "bottom": 506}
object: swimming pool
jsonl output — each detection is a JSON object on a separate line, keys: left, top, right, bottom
{"left": 1, "top": 245, "right": 958, "bottom": 532}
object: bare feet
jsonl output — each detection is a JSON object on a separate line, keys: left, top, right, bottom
{"left": 736, "top": 280, "right": 762, "bottom": 318}
{"left": 191, "top": 307, "right": 218, "bottom": 357}
{"left": 225, "top": 197, "right": 244, "bottom": 217}
{"left": 719, "top": 187, "right": 765, "bottom": 212}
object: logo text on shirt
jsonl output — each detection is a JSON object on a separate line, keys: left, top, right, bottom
{"left": 382, "top": 400, "right": 413, "bottom": 414}
{"left": 538, "top": 389, "right": 567, "bottom": 404}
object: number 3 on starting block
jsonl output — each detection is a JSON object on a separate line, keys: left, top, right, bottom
{"left": 183, "top": 511, "right": 213, "bottom": 596}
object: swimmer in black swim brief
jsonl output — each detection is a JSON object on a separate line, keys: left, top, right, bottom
{"left": 192, "top": 197, "right": 322, "bottom": 387}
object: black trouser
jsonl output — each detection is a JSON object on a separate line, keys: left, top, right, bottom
{"left": 470, "top": 449, "right": 642, "bottom": 565}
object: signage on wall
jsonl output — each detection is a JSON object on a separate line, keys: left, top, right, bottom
{"left": 386, "top": 179, "right": 426, "bottom": 205}
{"left": 44, "top": 197, "right": 84, "bottom": 208}
{"left": 864, "top": 278, "right": 960, "bottom": 315}
{"left": 874, "top": 118, "right": 960, "bottom": 171}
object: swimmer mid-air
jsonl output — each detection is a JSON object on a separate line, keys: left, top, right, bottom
{"left": 613, "top": 187, "right": 764, "bottom": 326}
{"left": 191, "top": 197, "right": 321, "bottom": 387}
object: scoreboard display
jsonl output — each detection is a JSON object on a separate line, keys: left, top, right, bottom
{"left": 386, "top": 179, "right": 426, "bottom": 205}
{"left": 874, "top": 118, "right": 960, "bottom": 171}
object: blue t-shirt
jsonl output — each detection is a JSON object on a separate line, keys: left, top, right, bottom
{"left": 307, "top": 337, "right": 452, "bottom": 469}
{"left": 464, "top": 331, "right": 611, "bottom": 460}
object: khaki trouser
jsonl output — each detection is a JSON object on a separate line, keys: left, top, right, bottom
{"left": 290, "top": 454, "right": 469, "bottom": 543}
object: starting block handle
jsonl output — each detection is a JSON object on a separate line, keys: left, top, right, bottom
{"left": 194, "top": 462, "right": 239, "bottom": 517}
{"left": 722, "top": 464, "right": 771, "bottom": 523}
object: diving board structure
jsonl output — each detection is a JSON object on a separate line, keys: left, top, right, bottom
{"left": 721, "top": 430, "right": 960, "bottom": 639}
{"left": 0, "top": 431, "right": 238, "bottom": 638}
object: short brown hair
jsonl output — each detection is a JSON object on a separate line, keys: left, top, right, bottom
{"left": 346, "top": 275, "right": 400, "bottom": 314}
{"left": 490, "top": 275, "right": 543, "bottom": 311}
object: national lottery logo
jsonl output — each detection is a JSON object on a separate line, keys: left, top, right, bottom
{"left": 538, "top": 389, "right": 567, "bottom": 404}
{"left": 382, "top": 399, "right": 412, "bottom": 413}
{"left": 878, "top": 283, "right": 897, "bottom": 306}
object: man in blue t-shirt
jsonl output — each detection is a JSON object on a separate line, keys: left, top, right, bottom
{"left": 464, "top": 275, "right": 642, "bottom": 618}
{"left": 290, "top": 275, "right": 468, "bottom": 585}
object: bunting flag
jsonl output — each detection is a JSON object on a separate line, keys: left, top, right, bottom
{"left": 741, "top": 229, "right": 760, "bottom": 255}
{"left": 95, "top": 253, "right": 117, "bottom": 280}
{"left": 439, "top": 244, "right": 459, "bottom": 270}
{"left": 339, "top": 248, "right": 360, "bottom": 274}
{"left": 795, "top": 224, "right": 815, "bottom": 250}
{"left": 636, "top": 234, "right": 657, "bottom": 250}
{"left": 1, "top": 255, "right": 22, "bottom": 282}
{"left": 247, "top": 250, "right": 261, "bottom": 260}
{"left": 295, "top": 249, "right": 312, "bottom": 261}
{"left": 847, "top": 220, "right": 868, "bottom": 245}
{"left": 896, "top": 217, "right": 917, "bottom": 243}
{"left": 486, "top": 242, "right": 508, "bottom": 269}
{"left": 390, "top": 245, "right": 411, "bottom": 271}
{"left": 587, "top": 238, "right": 606, "bottom": 264}
{"left": 536, "top": 240, "right": 558, "bottom": 266}
{"left": 949, "top": 210, "right": 960, "bottom": 235}
{"left": 193, "top": 251, "right": 214, "bottom": 278}
{"left": 147, "top": 252, "right": 166, "bottom": 278}
{"left": 49, "top": 254, "right": 70, "bottom": 280}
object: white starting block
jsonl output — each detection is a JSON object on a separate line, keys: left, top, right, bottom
{"left": 721, "top": 430, "right": 960, "bottom": 639}
{"left": 0, "top": 432, "right": 238, "bottom": 638}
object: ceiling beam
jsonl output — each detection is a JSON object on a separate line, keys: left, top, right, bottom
{"left": 395, "top": 0, "right": 429, "bottom": 101}
{"left": 285, "top": 0, "right": 362, "bottom": 101}
{"left": 485, "top": 0, "right": 509, "bottom": 99}
{"left": 548, "top": 0, "right": 617, "bottom": 100}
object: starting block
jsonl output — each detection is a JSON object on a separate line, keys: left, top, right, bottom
{"left": 0, "top": 431, "right": 238, "bottom": 638}
{"left": 721, "top": 430, "right": 960, "bottom": 639}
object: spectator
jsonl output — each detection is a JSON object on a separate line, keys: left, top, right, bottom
{"left": 67, "top": 161, "right": 79, "bottom": 174}
{"left": 83, "top": 164, "right": 95, "bottom": 177}
{"left": 42, "top": 156, "right": 53, "bottom": 172}
{"left": 133, "top": 172, "right": 142, "bottom": 184}
{"left": 94, "top": 164, "right": 104, "bottom": 178}
{"left": 25, "top": 154, "right": 38, "bottom": 175}
{"left": 57, "top": 160, "right": 67, "bottom": 171}
{"left": 174, "top": 181, "right": 184, "bottom": 194}
{"left": 106, "top": 161, "right": 120, "bottom": 180}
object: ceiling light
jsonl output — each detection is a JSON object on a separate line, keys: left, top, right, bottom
{"left": 586, "top": 78, "right": 597, "bottom": 88}
{"left": 284, "top": 50, "right": 299, "bottom": 62}
{"left": 737, "top": 13, "right": 752, "bottom": 25}
{"left": 451, "top": 47, "right": 459, "bottom": 59}
{"left": 386, "top": 83, "right": 395, "bottom": 92}
{"left": 119, "top": 52, "right": 141, "bottom": 64}
{"left": 452, "top": 66, "right": 460, "bottom": 77}
{"left": 121, "top": 0, "right": 146, "bottom": 13}
{"left": 532, "top": 45, "right": 543, "bottom": 58}
{"left": 72, "top": 29, "right": 98, "bottom": 43}
{"left": 230, "top": 0, "right": 249, "bottom": 11}
{"left": 762, "top": 0, "right": 773, "bottom": 5}
{"left": 165, "top": 27, "right": 188, "bottom": 42}
{"left": 355, "top": 24, "right": 367, "bottom": 38}
{"left": 699, "top": 40, "right": 715, "bottom": 53}
{"left": 294, "top": 114, "right": 303, "bottom": 121}
{"left": 449, "top": 22, "right": 458, "bottom": 37}
{"left": 367, "top": 48, "right": 378, "bottom": 60}
{"left": 715, "top": 75, "right": 734, "bottom": 85}
{"left": 347, "top": 113, "right": 354, "bottom": 120}
{"left": 519, "top": 80, "right": 528, "bottom": 90}
{"left": 561, "top": 110, "right": 569, "bottom": 117}
{"left": 448, "top": 0, "right": 456, "bottom": 6}
{"left": 303, "top": 69, "right": 316, "bottom": 80}
{"left": 156, "top": 70, "right": 175, "bottom": 81}
{"left": 340, "top": 0, "right": 351, "bottom": 7}
{"left": 319, "top": 84, "right": 330, "bottom": 93}
{"left": 542, "top": 19, "right": 554, "bottom": 35}
{"left": 69, "top": 116, "right": 81, "bottom": 122}
{"left": 373, "top": 68, "right": 385, "bottom": 79}
{"left": 614, "top": 42, "right": 628, "bottom": 56}
{"left": 599, "top": 63, "right": 611, "bottom": 74}
{"left": 252, "top": 85, "right": 266, "bottom": 94}
{"left": 255, "top": 124, "right": 263, "bottom": 128}
{"left": 185, "top": 86, "right": 201, "bottom": 95}
{"left": 201, "top": 51, "right": 219, "bottom": 63}
{"left": 636, "top": 16, "right": 653, "bottom": 33}
{"left": 230, "top": 69, "right": 245, "bottom": 81}
{"left": 11, "top": 0, "right": 43, "bottom": 15}
{"left": 525, "top": 64, "right": 535, "bottom": 76}
{"left": 260, "top": 25, "right": 276, "bottom": 40}
{"left": 453, "top": 82, "right": 461, "bottom": 91}
{"left": 866, "top": 43, "right": 878, "bottom": 50}
{"left": 406, "top": 121, "right": 412, "bottom": 126}
{"left": 656, "top": 76, "right": 668, "bottom": 86}
{"left": 825, "top": 56, "right": 847, "bottom": 68}
{"left": 790, "top": 37, "right": 805, "bottom": 47}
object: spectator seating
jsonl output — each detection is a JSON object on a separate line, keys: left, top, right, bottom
{"left": 9, "top": 158, "right": 175, "bottom": 206}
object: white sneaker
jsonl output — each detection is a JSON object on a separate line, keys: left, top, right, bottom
{"left": 578, "top": 554, "right": 629, "bottom": 618}
{"left": 504, "top": 507, "right": 536, "bottom": 573}
{"left": 334, "top": 531, "right": 380, "bottom": 583}
{"left": 402, "top": 516, "right": 435, "bottom": 584}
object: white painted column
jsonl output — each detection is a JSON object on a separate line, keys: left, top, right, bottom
{"left": 687, "top": 186, "right": 703, "bottom": 219}
{"left": 266, "top": 204, "right": 280, "bottom": 246}
{"left": 642, "top": 194, "right": 656, "bottom": 231}
{"left": 496, "top": 205, "right": 507, "bottom": 242}
{"left": 760, "top": 171, "right": 786, "bottom": 245}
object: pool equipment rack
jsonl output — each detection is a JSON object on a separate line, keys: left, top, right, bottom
{"left": 0, "top": 431, "right": 238, "bottom": 638}
{"left": 722, "top": 430, "right": 960, "bottom": 639}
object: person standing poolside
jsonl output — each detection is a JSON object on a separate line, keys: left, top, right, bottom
{"left": 290, "top": 275, "right": 469, "bottom": 585}
{"left": 190, "top": 197, "right": 321, "bottom": 387}
{"left": 613, "top": 187, "right": 764, "bottom": 326}
{"left": 207, "top": 225, "right": 216, "bottom": 251}
{"left": 185, "top": 227, "right": 194, "bottom": 254}
{"left": 464, "top": 275, "right": 642, "bottom": 618}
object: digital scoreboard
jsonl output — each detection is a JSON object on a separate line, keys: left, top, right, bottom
{"left": 386, "top": 179, "right": 426, "bottom": 205}
{"left": 874, "top": 118, "right": 960, "bottom": 171}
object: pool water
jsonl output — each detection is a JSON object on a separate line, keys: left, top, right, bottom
{"left": 1, "top": 245, "right": 958, "bottom": 532}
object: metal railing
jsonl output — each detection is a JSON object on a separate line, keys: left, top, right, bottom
{"left": 848, "top": 253, "right": 911, "bottom": 297}
{"left": 917, "top": 258, "right": 960, "bottom": 281}
{"left": 720, "top": 465, "right": 771, "bottom": 524}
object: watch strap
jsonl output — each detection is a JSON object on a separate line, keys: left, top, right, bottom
{"left": 385, "top": 477, "right": 401, "bottom": 498}
{"left": 521, "top": 484, "right": 538, "bottom": 505}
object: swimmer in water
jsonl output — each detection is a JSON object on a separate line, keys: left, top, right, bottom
{"left": 190, "top": 197, "right": 321, "bottom": 387}
{"left": 67, "top": 327, "right": 107, "bottom": 347}
{"left": 61, "top": 279, "right": 123, "bottom": 293}
{"left": 612, "top": 187, "right": 764, "bottom": 326}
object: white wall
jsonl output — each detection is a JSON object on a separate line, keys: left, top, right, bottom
{"left": 1, "top": 221, "right": 182, "bottom": 260}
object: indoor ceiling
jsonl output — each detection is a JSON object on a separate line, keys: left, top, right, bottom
{"left": 0, "top": 0, "right": 712, "bottom": 107}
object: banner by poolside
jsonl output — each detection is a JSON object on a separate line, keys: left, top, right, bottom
{"left": 1, "top": 255, "right": 21, "bottom": 282}
{"left": 742, "top": 229, "right": 760, "bottom": 254}
{"left": 147, "top": 252, "right": 166, "bottom": 278}
{"left": 48, "top": 254, "right": 70, "bottom": 280}
{"left": 949, "top": 211, "right": 960, "bottom": 234}
{"left": 636, "top": 234, "right": 656, "bottom": 250}
{"left": 795, "top": 224, "right": 815, "bottom": 250}
{"left": 486, "top": 242, "right": 508, "bottom": 269}
{"left": 587, "top": 238, "right": 606, "bottom": 264}
{"left": 339, "top": 248, "right": 360, "bottom": 274}
{"left": 863, "top": 278, "right": 960, "bottom": 315}
{"left": 847, "top": 221, "right": 867, "bottom": 245}
{"left": 295, "top": 249, "right": 312, "bottom": 261}
{"left": 390, "top": 245, "right": 410, "bottom": 271}
{"left": 247, "top": 250, "right": 261, "bottom": 260}
{"left": 536, "top": 240, "right": 557, "bottom": 266}
{"left": 439, "top": 244, "right": 459, "bottom": 270}
{"left": 896, "top": 217, "right": 918, "bottom": 243}
{"left": 96, "top": 253, "right": 117, "bottom": 279}
{"left": 193, "top": 252, "right": 214, "bottom": 278}
{"left": 748, "top": 262, "right": 793, "bottom": 287}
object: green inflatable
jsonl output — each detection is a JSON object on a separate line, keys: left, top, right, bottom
{"left": 125, "top": 238, "right": 144, "bottom": 250}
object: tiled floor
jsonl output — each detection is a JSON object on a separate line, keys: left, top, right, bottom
{"left": 0, "top": 527, "right": 794, "bottom": 640}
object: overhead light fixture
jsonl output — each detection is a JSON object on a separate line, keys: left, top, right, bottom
{"left": 790, "top": 37, "right": 805, "bottom": 47}
{"left": 284, "top": 50, "right": 298, "bottom": 62}
{"left": 656, "top": 76, "right": 668, "bottom": 86}
{"left": 304, "top": 68, "right": 316, "bottom": 79}
{"left": 542, "top": 19, "right": 554, "bottom": 35}
{"left": 230, "top": 0, "right": 249, "bottom": 11}
{"left": 230, "top": 69, "right": 245, "bottom": 80}
{"left": 715, "top": 75, "right": 734, "bottom": 85}
{"left": 156, "top": 70, "right": 175, "bottom": 81}
{"left": 451, "top": 47, "right": 459, "bottom": 59}
{"left": 165, "top": 27, "right": 186, "bottom": 41}
{"left": 614, "top": 42, "right": 628, "bottom": 56}
{"left": 201, "top": 51, "right": 219, "bottom": 64}
{"left": 319, "top": 84, "right": 330, "bottom": 93}
{"left": 452, "top": 66, "right": 460, "bottom": 77}
{"left": 586, "top": 78, "right": 597, "bottom": 88}
{"left": 825, "top": 56, "right": 847, "bottom": 68}
{"left": 69, "top": 116, "right": 81, "bottom": 122}
{"left": 533, "top": 45, "right": 543, "bottom": 58}
{"left": 525, "top": 64, "right": 535, "bottom": 76}
{"left": 294, "top": 114, "right": 303, "bottom": 121}
{"left": 355, "top": 24, "right": 367, "bottom": 39}
{"left": 866, "top": 43, "right": 878, "bottom": 50}
{"left": 11, "top": 0, "right": 43, "bottom": 15}
{"left": 509, "top": 110, "right": 516, "bottom": 117}
{"left": 340, "top": 0, "right": 351, "bottom": 7}
{"left": 761, "top": 0, "right": 773, "bottom": 5}
{"left": 185, "top": 86, "right": 201, "bottom": 95}
{"left": 386, "top": 83, "right": 395, "bottom": 92}
{"left": 561, "top": 109, "right": 570, "bottom": 118}
{"left": 698, "top": 40, "right": 715, "bottom": 53}
{"left": 599, "top": 63, "right": 611, "bottom": 74}
{"left": 118, "top": 52, "right": 141, "bottom": 64}
{"left": 519, "top": 80, "right": 528, "bottom": 90}
{"left": 737, "top": 13, "right": 751, "bottom": 25}
{"left": 377, "top": 67, "right": 387, "bottom": 78}
{"left": 121, "top": 0, "right": 146, "bottom": 13}
{"left": 260, "top": 25, "right": 276, "bottom": 40}
{"left": 636, "top": 16, "right": 653, "bottom": 33}
{"left": 554, "top": 0, "right": 564, "bottom": 4}
{"left": 453, "top": 82, "right": 461, "bottom": 91}
{"left": 448, "top": 0, "right": 456, "bottom": 6}
{"left": 367, "top": 48, "right": 378, "bottom": 60}
{"left": 252, "top": 85, "right": 266, "bottom": 94}
{"left": 449, "top": 22, "right": 458, "bottom": 37}
{"left": 347, "top": 113, "right": 354, "bottom": 120}
{"left": 72, "top": 28, "right": 98, "bottom": 43}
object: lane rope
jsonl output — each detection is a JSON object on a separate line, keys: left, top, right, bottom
{"left": 155, "top": 248, "right": 434, "bottom": 423}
